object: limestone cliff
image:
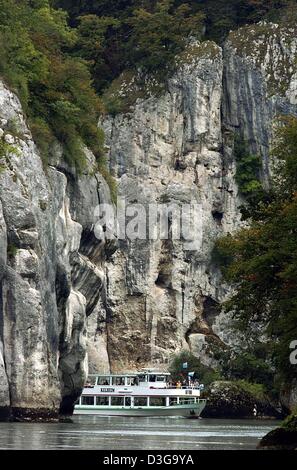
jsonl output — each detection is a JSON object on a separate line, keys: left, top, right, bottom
{"left": 91, "top": 40, "right": 240, "bottom": 374}
{"left": 0, "top": 81, "right": 116, "bottom": 420}
{"left": 1, "top": 21, "right": 297, "bottom": 419}
{"left": 88, "top": 22, "right": 297, "bottom": 399}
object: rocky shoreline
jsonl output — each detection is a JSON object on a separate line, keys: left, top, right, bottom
{"left": 258, "top": 414, "right": 297, "bottom": 450}
{"left": 201, "top": 381, "right": 282, "bottom": 419}
{"left": 0, "top": 407, "right": 60, "bottom": 423}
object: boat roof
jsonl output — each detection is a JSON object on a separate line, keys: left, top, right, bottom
{"left": 89, "top": 374, "right": 137, "bottom": 378}
{"left": 88, "top": 371, "right": 171, "bottom": 378}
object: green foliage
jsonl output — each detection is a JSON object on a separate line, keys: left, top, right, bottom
{"left": 169, "top": 350, "right": 222, "bottom": 386}
{"left": 51, "top": 0, "right": 297, "bottom": 128}
{"left": 222, "top": 350, "right": 275, "bottom": 391}
{"left": 76, "top": 14, "right": 122, "bottom": 93}
{"left": 174, "top": 1, "right": 292, "bottom": 42}
{"left": 125, "top": 1, "right": 204, "bottom": 76}
{"left": 7, "top": 243, "right": 17, "bottom": 257}
{"left": 281, "top": 410, "right": 297, "bottom": 429}
{"left": 234, "top": 136, "right": 267, "bottom": 216}
{"left": 53, "top": 0, "right": 296, "bottom": 123}
{"left": 0, "top": 136, "right": 16, "bottom": 158}
{"left": 0, "top": 135, "right": 19, "bottom": 173}
{"left": 272, "top": 115, "right": 297, "bottom": 197}
{"left": 96, "top": 156, "right": 117, "bottom": 205}
{"left": 235, "top": 379, "right": 266, "bottom": 401}
{"left": 214, "top": 116, "right": 297, "bottom": 387}
{"left": 0, "top": 0, "right": 105, "bottom": 171}
{"left": 29, "top": 117, "right": 55, "bottom": 166}
{"left": 4, "top": 118, "right": 24, "bottom": 139}
{"left": 57, "top": 0, "right": 293, "bottom": 44}
{"left": 101, "top": 70, "right": 165, "bottom": 116}
{"left": 56, "top": 0, "right": 204, "bottom": 100}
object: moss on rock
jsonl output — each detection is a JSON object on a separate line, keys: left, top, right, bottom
{"left": 227, "top": 21, "right": 297, "bottom": 97}
{"left": 176, "top": 40, "right": 221, "bottom": 67}
{"left": 202, "top": 381, "right": 280, "bottom": 419}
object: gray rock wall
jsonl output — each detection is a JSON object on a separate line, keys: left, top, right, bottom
{"left": 0, "top": 81, "right": 115, "bottom": 419}
{"left": 88, "top": 24, "right": 297, "bottom": 381}
{"left": 94, "top": 41, "right": 241, "bottom": 372}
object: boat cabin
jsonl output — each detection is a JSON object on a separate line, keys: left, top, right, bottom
{"left": 138, "top": 372, "right": 170, "bottom": 388}
{"left": 86, "top": 371, "right": 170, "bottom": 389}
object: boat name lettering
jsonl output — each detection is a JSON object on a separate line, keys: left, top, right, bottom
{"left": 101, "top": 388, "right": 115, "bottom": 393}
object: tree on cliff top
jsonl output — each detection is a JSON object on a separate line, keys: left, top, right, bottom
{"left": 125, "top": 1, "right": 204, "bottom": 74}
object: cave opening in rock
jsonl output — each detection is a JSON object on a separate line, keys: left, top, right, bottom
{"left": 212, "top": 210, "right": 224, "bottom": 223}
{"left": 155, "top": 271, "right": 171, "bottom": 288}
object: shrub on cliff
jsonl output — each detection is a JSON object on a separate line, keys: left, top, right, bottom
{"left": 0, "top": 0, "right": 105, "bottom": 171}
{"left": 213, "top": 116, "right": 297, "bottom": 392}
{"left": 202, "top": 380, "right": 280, "bottom": 418}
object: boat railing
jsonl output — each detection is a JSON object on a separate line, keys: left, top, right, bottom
{"left": 166, "top": 385, "right": 201, "bottom": 390}
{"left": 83, "top": 383, "right": 203, "bottom": 390}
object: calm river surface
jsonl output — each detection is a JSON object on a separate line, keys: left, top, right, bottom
{"left": 0, "top": 416, "right": 278, "bottom": 450}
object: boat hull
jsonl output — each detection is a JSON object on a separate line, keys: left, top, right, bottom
{"left": 74, "top": 401, "right": 206, "bottom": 418}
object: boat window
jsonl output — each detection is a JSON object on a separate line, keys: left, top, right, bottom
{"left": 81, "top": 396, "right": 95, "bottom": 406}
{"left": 169, "top": 398, "right": 178, "bottom": 406}
{"left": 96, "top": 396, "right": 109, "bottom": 406}
{"left": 112, "top": 377, "right": 125, "bottom": 386}
{"left": 126, "top": 377, "right": 138, "bottom": 386}
{"left": 124, "top": 397, "right": 131, "bottom": 407}
{"left": 150, "top": 397, "right": 166, "bottom": 406}
{"left": 111, "top": 397, "right": 124, "bottom": 406}
{"left": 138, "top": 375, "right": 146, "bottom": 383}
{"left": 179, "top": 398, "right": 196, "bottom": 404}
{"left": 156, "top": 376, "right": 166, "bottom": 382}
{"left": 149, "top": 375, "right": 156, "bottom": 382}
{"left": 134, "top": 397, "right": 148, "bottom": 407}
{"left": 97, "top": 377, "right": 110, "bottom": 386}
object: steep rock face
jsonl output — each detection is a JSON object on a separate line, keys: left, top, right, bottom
{"left": 93, "top": 42, "right": 241, "bottom": 372}
{"left": 88, "top": 24, "right": 297, "bottom": 379}
{"left": 0, "top": 81, "right": 115, "bottom": 419}
{"left": 224, "top": 22, "right": 297, "bottom": 180}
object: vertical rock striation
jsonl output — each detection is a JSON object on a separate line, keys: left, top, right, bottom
{"left": 223, "top": 22, "right": 297, "bottom": 182}
{"left": 89, "top": 24, "right": 297, "bottom": 384}
{"left": 95, "top": 41, "right": 241, "bottom": 372}
{"left": 0, "top": 81, "right": 116, "bottom": 420}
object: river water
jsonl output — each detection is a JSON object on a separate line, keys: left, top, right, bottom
{"left": 0, "top": 416, "right": 278, "bottom": 450}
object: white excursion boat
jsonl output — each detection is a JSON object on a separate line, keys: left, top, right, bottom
{"left": 74, "top": 370, "right": 207, "bottom": 418}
